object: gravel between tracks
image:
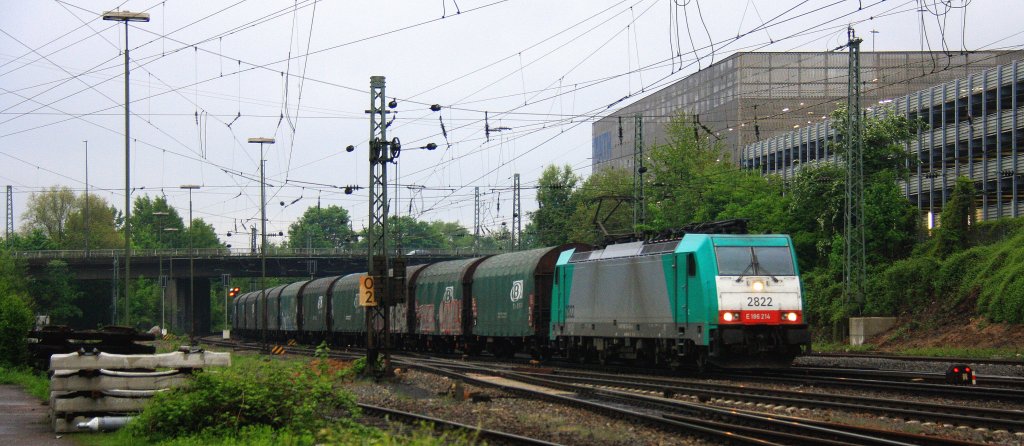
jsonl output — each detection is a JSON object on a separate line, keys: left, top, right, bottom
{"left": 794, "top": 355, "right": 1024, "bottom": 378}
{"left": 347, "top": 368, "right": 712, "bottom": 446}
{"left": 701, "top": 355, "right": 1024, "bottom": 445}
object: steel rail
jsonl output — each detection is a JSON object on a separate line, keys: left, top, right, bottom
{"left": 717, "top": 370, "right": 1024, "bottom": 403}
{"left": 358, "top": 403, "right": 563, "bottom": 446}
{"left": 397, "top": 357, "right": 968, "bottom": 446}
{"left": 808, "top": 352, "right": 1024, "bottom": 367}
{"left": 524, "top": 370, "right": 1024, "bottom": 432}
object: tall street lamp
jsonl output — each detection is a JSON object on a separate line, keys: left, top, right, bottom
{"left": 153, "top": 210, "right": 169, "bottom": 333}
{"left": 83, "top": 140, "right": 90, "bottom": 257}
{"left": 103, "top": 10, "right": 150, "bottom": 327}
{"left": 180, "top": 185, "right": 200, "bottom": 343}
{"left": 248, "top": 137, "right": 274, "bottom": 349}
{"left": 162, "top": 226, "right": 179, "bottom": 335}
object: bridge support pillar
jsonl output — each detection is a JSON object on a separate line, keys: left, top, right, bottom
{"left": 172, "top": 278, "right": 211, "bottom": 336}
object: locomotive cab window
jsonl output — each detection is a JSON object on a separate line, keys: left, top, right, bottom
{"left": 687, "top": 253, "right": 696, "bottom": 277}
{"left": 715, "top": 246, "right": 795, "bottom": 276}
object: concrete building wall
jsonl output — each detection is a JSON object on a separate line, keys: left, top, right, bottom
{"left": 593, "top": 50, "right": 1024, "bottom": 173}
{"left": 740, "top": 58, "right": 1024, "bottom": 222}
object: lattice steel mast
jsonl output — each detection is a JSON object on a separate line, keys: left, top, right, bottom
{"left": 633, "top": 114, "right": 646, "bottom": 230}
{"left": 5, "top": 185, "right": 12, "bottom": 240}
{"left": 844, "top": 28, "right": 866, "bottom": 310}
{"left": 364, "top": 76, "right": 408, "bottom": 377}
{"left": 474, "top": 186, "right": 480, "bottom": 252}
{"left": 512, "top": 174, "right": 521, "bottom": 251}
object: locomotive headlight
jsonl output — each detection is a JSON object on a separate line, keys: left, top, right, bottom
{"left": 723, "top": 312, "right": 735, "bottom": 322}
{"left": 751, "top": 280, "right": 766, "bottom": 293}
{"left": 785, "top": 312, "right": 799, "bottom": 322}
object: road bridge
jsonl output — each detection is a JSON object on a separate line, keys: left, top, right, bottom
{"left": 14, "top": 248, "right": 490, "bottom": 334}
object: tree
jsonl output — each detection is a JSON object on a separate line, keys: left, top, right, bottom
{"left": 532, "top": 164, "right": 579, "bottom": 246}
{"left": 187, "top": 219, "right": 222, "bottom": 249}
{"left": 130, "top": 195, "right": 186, "bottom": 249}
{"left": 286, "top": 205, "right": 355, "bottom": 249}
{"left": 565, "top": 168, "right": 633, "bottom": 245}
{"left": 388, "top": 216, "right": 446, "bottom": 250}
{"left": 0, "top": 249, "right": 32, "bottom": 366}
{"left": 7, "top": 228, "right": 58, "bottom": 251}
{"left": 30, "top": 260, "right": 82, "bottom": 324}
{"left": 64, "top": 193, "right": 124, "bottom": 250}
{"left": 791, "top": 107, "right": 922, "bottom": 332}
{"left": 933, "top": 177, "right": 975, "bottom": 257}
{"left": 645, "top": 114, "right": 786, "bottom": 233}
{"left": 22, "top": 186, "right": 77, "bottom": 245}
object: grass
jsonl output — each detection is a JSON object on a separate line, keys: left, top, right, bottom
{"left": 896, "top": 346, "right": 1023, "bottom": 360}
{"left": 812, "top": 342, "right": 1023, "bottom": 360}
{"left": 0, "top": 365, "right": 49, "bottom": 400}
{"left": 811, "top": 342, "right": 877, "bottom": 353}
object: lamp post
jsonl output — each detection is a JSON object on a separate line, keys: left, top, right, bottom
{"left": 247, "top": 137, "right": 274, "bottom": 349}
{"left": 83, "top": 140, "right": 90, "bottom": 257}
{"left": 162, "top": 226, "right": 178, "bottom": 335}
{"left": 103, "top": 10, "right": 150, "bottom": 327}
{"left": 153, "top": 210, "right": 169, "bottom": 333}
{"left": 180, "top": 185, "right": 200, "bottom": 344}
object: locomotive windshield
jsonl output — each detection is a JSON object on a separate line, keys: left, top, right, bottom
{"left": 715, "top": 246, "right": 795, "bottom": 276}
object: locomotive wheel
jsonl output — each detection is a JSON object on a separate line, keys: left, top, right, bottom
{"left": 694, "top": 350, "right": 709, "bottom": 373}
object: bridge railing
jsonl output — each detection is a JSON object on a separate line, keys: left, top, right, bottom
{"left": 11, "top": 247, "right": 501, "bottom": 260}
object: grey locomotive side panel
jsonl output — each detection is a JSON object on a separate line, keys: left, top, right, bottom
{"left": 564, "top": 254, "right": 675, "bottom": 338}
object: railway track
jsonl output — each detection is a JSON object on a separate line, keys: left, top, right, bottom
{"left": 808, "top": 352, "right": 1024, "bottom": 367}
{"left": 358, "top": 403, "right": 561, "bottom": 446}
{"left": 405, "top": 356, "right": 986, "bottom": 446}
{"left": 779, "top": 366, "right": 1024, "bottom": 389}
{"left": 508, "top": 368, "right": 1024, "bottom": 432}
{"left": 715, "top": 370, "right": 1024, "bottom": 403}
{"left": 204, "top": 338, "right": 1015, "bottom": 444}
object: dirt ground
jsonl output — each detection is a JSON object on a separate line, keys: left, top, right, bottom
{"left": 867, "top": 293, "right": 1024, "bottom": 354}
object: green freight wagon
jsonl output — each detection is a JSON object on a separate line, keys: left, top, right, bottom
{"left": 412, "top": 257, "right": 489, "bottom": 352}
{"left": 330, "top": 273, "right": 364, "bottom": 346}
{"left": 301, "top": 276, "right": 344, "bottom": 343}
{"left": 470, "top": 245, "right": 583, "bottom": 357}
{"left": 278, "top": 280, "right": 310, "bottom": 333}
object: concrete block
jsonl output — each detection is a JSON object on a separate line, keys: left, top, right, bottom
{"left": 50, "top": 351, "right": 231, "bottom": 371}
{"left": 849, "top": 317, "right": 898, "bottom": 345}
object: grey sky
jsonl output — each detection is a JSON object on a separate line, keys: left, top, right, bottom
{"left": 1, "top": 0, "right": 1017, "bottom": 244}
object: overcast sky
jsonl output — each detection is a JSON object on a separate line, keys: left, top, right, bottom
{"left": 1, "top": 0, "right": 1018, "bottom": 246}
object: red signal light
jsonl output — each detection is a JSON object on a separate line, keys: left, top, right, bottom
{"left": 953, "top": 367, "right": 960, "bottom": 373}
{"left": 228, "top": 287, "right": 240, "bottom": 298}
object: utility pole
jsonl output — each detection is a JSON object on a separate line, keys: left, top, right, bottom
{"left": 248, "top": 138, "right": 274, "bottom": 349}
{"left": 844, "top": 28, "right": 866, "bottom": 312}
{"left": 5, "top": 185, "right": 12, "bottom": 241}
{"left": 103, "top": 10, "right": 150, "bottom": 328}
{"left": 250, "top": 225, "right": 257, "bottom": 293}
{"left": 633, "top": 113, "right": 646, "bottom": 230}
{"left": 473, "top": 187, "right": 480, "bottom": 252}
{"left": 84, "top": 141, "right": 89, "bottom": 257}
{"left": 111, "top": 257, "right": 119, "bottom": 325}
{"left": 512, "top": 174, "right": 521, "bottom": 251}
{"left": 365, "top": 75, "right": 400, "bottom": 378}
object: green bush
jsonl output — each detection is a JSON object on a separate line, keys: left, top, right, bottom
{"left": 933, "top": 246, "right": 990, "bottom": 307}
{"left": 968, "top": 217, "right": 1024, "bottom": 247}
{"left": 0, "top": 292, "right": 33, "bottom": 367}
{"left": 961, "top": 231, "right": 1024, "bottom": 323}
{"left": 127, "top": 357, "right": 358, "bottom": 441}
{"left": 866, "top": 256, "right": 939, "bottom": 316}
